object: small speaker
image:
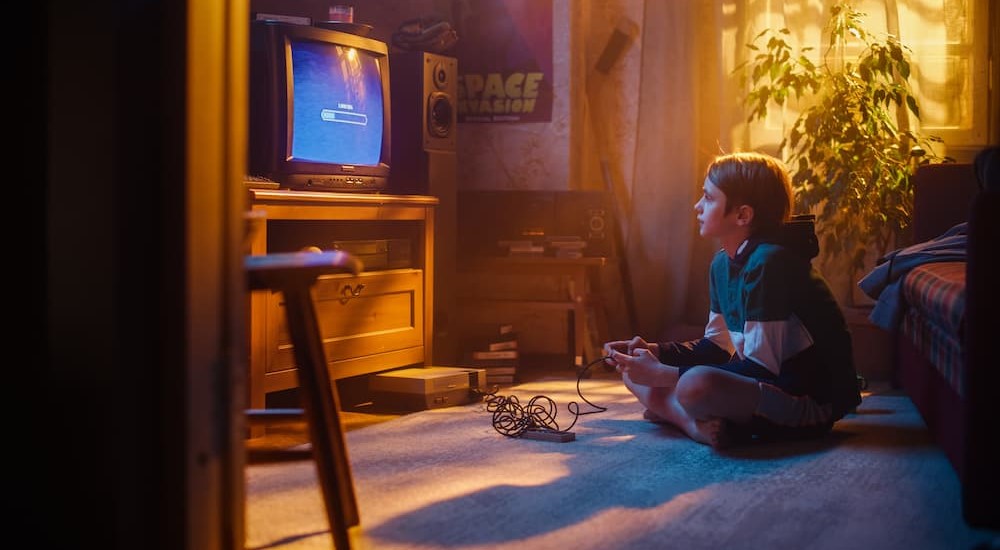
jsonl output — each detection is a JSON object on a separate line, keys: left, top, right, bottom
{"left": 389, "top": 52, "right": 459, "bottom": 364}
{"left": 555, "top": 191, "right": 614, "bottom": 258}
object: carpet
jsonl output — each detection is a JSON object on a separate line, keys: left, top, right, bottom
{"left": 246, "top": 377, "right": 1000, "bottom": 550}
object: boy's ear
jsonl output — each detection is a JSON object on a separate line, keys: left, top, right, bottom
{"left": 735, "top": 204, "right": 755, "bottom": 226}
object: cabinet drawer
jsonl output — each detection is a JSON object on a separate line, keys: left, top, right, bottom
{"left": 266, "top": 268, "right": 424, "bottom": 374}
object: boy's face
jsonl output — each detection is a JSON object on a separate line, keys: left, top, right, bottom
{"left": 694, "top": 177, "right": 750, "bottom": 241}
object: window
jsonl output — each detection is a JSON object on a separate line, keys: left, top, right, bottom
{"left": 861, "top": 0, "right": 989, "bottom": 146}
{"left": 743, "top": 0, "right": 990, "bottom": 155}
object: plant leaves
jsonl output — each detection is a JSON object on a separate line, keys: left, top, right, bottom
{"left": 733, "top": 0, "right": 946, "bottom": 277}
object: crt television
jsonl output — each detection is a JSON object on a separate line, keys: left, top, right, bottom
{"left": 248, "top": 21, "right": 391, "bottom": 192}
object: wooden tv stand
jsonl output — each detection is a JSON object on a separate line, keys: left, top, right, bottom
{"left": 246, "top": 189, "right": 437, "bottom": 423}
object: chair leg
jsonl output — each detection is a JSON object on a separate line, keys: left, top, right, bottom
{"left": 281, "top": 283, "right": 359, "bottom": 548}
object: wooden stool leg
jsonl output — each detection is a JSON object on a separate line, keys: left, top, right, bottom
{"left": 282, "top": 283, "right": 359, "bottom": 548}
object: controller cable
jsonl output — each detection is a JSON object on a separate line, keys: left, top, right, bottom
{"left": 472, "top": 355, "right": 611, "bottom": 441}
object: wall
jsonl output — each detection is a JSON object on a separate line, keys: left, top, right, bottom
{"left": 45, "top": 1, "right": 241, "bottom": 547}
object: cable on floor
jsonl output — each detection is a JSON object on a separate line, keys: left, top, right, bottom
{"left": 472, "top": 356, "right": 611, "bottom": 439}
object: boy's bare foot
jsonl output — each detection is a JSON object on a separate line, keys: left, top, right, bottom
{"left": 635, "top": 394, "right": 732, "bottom": 448}
{"left": 688, "top": 418, "right": 733, "bottom": 449}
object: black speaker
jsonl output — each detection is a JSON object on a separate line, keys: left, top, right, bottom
{"left": 389, "top": 51, "right": 457, "bottom": 193}
{"left": 555, "top": 191, "right": 614, "bottom": 258}
{"left": 389, "top": 52, "right": 459, "bottom": 364}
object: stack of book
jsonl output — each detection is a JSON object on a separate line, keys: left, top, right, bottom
{"left": 545, "top": 235, "right": 588, "bottom": 259}
{"left": 461, "top": 323, "right": 519, "bottom": 386}
{"left": 498, "top": 239, "right": 545, "bottom": 257}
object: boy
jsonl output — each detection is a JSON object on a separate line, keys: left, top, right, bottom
{"left": 604, "top": 152, "right": 861, "bottom": 448}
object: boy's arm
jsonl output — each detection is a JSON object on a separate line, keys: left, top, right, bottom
{"left": 657, "top": 338, "right": 733, "bottom": 367}
{"left": 657, "top": 307, "right": 735, "bottom": 367}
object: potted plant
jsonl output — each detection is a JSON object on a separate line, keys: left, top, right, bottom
{"left": 735, "top": 2, "right": 950, "bottom": 305}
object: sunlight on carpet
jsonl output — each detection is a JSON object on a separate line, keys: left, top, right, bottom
{"left": 246, "top": 379, "right": 1000, "bottom": 550}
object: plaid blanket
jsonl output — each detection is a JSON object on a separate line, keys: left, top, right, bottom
{"left": 900, "top": 262, "right": 966, "bottom": 397}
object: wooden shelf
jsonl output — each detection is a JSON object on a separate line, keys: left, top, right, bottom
{"left": 457, "top": 255, "right": 607, "bottom": 367}
{"left": 247, "top": 190, "right": 437, "bottom": 421}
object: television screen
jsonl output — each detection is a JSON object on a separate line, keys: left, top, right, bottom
{"left": 248, "top": 21, "right": 391, "bottom": 192}
{"left": 289, "top": 39, "right": 384, "bottom": 166}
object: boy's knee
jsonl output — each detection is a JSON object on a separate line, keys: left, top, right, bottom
{"left": 675, "top": 366, "right": 714, "bottom": 408}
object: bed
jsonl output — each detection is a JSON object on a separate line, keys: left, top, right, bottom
{"left": 859, "top": 159, "right": 998, "bottom": 529}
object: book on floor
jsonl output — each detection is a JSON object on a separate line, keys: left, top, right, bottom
{"left": 460, "top": 355, "right": 518, "bottom": 369}
{"left": 461, "top": 323, "right": 520, "bottom": 380}
{"left": 486, "top": 374, "right": 516, "bottom": 386}
{"left": 469, "top": 349, "right": 518, "bottom": 360}
{"left": 487, "top": 338, "right": 518, "bottom": 351}
{"left": 480, "top": 365, "right": 516, "bottom": 375}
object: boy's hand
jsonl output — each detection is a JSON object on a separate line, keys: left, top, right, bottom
{"left": 611, "top": 348, "right": 673, "bottom": 387}
{"left": 603, "top": 336, "right": 656, "bottom": 366}
{"left": 602, "top": 340, "right": 631, "bottom": 366}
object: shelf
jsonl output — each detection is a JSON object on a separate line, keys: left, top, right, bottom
{"left": 247, "top": 192, "right": 437, "bottom": 423}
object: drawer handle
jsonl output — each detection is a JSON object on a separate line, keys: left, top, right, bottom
{"left": 340, "top": 283, "right": 366, "bottom": 303}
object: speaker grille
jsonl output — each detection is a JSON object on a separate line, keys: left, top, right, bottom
{"left": 428, "top": 92, "right": 453, "bottom": 138}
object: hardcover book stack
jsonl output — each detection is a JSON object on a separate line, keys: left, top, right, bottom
{"left": 461, "top": 323, "right": 519, "bottom": 386}
{"left": 498, "top": 239, "right": 545, "bottom": 257}
{"left": 545, "top": 235, "right": 587, "bottom": 259}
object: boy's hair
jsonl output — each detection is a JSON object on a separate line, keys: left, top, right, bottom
{"left": 706, "top": 152, "right": 793, "bottom": 235}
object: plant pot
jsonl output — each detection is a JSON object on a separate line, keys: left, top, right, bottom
{"left": 843, "top": 304, "right": 893, "bottom": 384}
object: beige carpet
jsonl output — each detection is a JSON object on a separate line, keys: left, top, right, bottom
{"left": 246, "top": 377, "right": 1000, "bottom": 550}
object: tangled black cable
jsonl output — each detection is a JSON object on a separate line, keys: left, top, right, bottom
{"left": 477, "top": 356, "right": 610, "bottom": 438}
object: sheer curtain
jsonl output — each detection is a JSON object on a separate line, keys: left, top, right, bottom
{"left": 590, "top": 1, "right": 742, "bottom": 339}
{"left": 625, "top": 1, "right": 728, "bottom": 337}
